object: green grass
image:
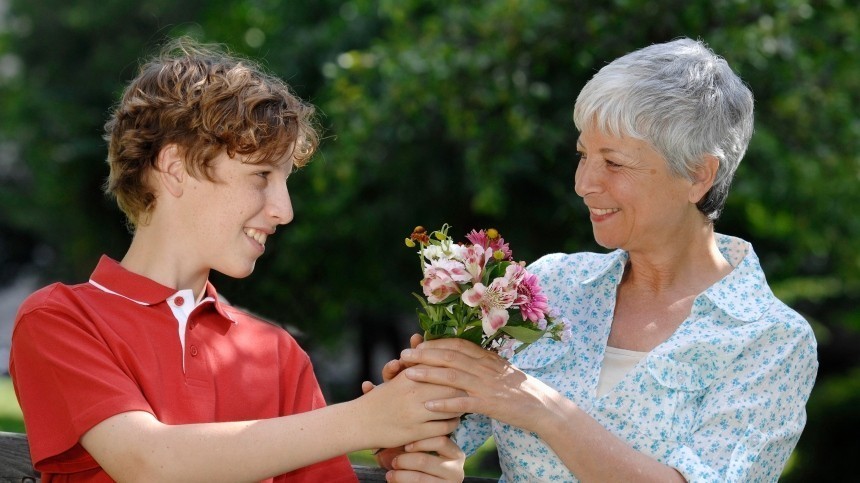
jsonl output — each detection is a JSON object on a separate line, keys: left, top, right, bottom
{"left": 0, "top": 376, "right": 25, "bottom": 433}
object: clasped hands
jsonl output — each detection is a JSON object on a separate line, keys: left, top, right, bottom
{"left": 362, "top": 335, "right": 559, "bottom": 482}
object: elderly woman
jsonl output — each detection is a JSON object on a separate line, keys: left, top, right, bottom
{"left": 393, "top": 38, "right": 818, "bottom": 482}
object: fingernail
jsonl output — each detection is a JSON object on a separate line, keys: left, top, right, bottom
{"left": 401, "top": 349, "right": 414, "bottom": 359}
{"left": 425, "top": 400, "right": 439, "bottom": 410}
{"left": 404, "top": 443, "right": 414, "bottom": 451}
{"left": 404, "top": 367, "right": 424, "bottom": 378}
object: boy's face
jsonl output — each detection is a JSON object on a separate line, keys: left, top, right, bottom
{"left": 180, "top": 150, "right": 294, "bottom": 279}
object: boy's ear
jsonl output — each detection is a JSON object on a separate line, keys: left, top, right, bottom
{"left": 689, "top": 154, "right": 719, "bottom": 204}
{"left": 155, "top": 144, "right": 186, "bottom": 198}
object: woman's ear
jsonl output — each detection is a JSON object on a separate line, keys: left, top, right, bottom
{"left": 689, "top": 155, "right": 719, "bottom": 204}
{"left": 154, "top": 144, "right": 186, "bottom": 198}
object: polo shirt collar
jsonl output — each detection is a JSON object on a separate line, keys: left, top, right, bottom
{"left": 88, "top": 255, "right": 237, "bottom": 323}
{"left": 89, "top": 256, "right": 177, "bottom": 304}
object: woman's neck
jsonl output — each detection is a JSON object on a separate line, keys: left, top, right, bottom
{"left": 622, "top": 227, "right": 732, "bottom": 298}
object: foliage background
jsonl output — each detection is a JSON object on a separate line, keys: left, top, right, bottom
{"left": 1, "top": 0, "right": 857, "bottom": 479}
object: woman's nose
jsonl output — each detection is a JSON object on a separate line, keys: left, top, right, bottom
{"left": 574, "top": 157, "right": 599, "bottom": 198}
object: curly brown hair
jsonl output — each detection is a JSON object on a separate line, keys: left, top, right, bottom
{"left": 103, "top": 37, "right": 319, "bottom": 228}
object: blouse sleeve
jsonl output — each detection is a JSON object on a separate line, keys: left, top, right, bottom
{"left": 452, "top": 413, "right": 494, "bottom": 457}
{"left": 666, "top": 315, "right": 818, "bottom": 482}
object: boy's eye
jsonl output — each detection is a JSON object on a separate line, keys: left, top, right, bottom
{"left": 574, "top": 152, "right": 585, "bottom": 163}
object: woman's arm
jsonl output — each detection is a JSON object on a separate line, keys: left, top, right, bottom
{"left": 401, "top": 338, "right": 686, "bottom": 483}
{"left": 80, "top": 371, "right": 462, "bottom": 482}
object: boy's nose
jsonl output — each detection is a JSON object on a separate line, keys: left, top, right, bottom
{"left": 269, "top": 185, "right": 294, "bottom": 225}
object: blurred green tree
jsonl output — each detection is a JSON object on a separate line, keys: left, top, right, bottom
{"left": 1, "top": 0, "right": 858, "bottom": 479}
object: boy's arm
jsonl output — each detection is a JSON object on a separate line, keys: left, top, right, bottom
{"left": 81, "top": 371, "right": 461, "bottom": 482}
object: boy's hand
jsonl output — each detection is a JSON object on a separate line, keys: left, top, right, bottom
{"left": 380, "top": 436, "right": 465, "bottom": 482}
{"left": 361, "top": 334, "right": 424, "bottom": 395}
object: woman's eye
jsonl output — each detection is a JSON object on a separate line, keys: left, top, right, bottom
{"left": 605, "top": 160, "right": 621, "bottom": 168}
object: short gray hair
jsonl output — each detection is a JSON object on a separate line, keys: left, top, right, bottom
{"left": 573, "top": 38, "right": 753, "bottom": 221}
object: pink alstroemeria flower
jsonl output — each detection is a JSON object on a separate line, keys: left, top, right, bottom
{"left": 460, "top": 244, "right": 492, "bottom": 283}
{"left": 422, "top": 258, "right": 470, "bottom": 303}
{"left": 462, "top": 276, "right": 518, "bottom": 336}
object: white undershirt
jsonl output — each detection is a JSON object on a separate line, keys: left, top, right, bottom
{"left": 596, "top": 345, "right": 648, "bottom": 398}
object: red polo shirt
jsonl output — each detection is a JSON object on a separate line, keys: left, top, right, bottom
{"left": 10, "top": 256, "right": 357, "bottom": 482}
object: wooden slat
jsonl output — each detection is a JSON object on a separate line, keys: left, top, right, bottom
{"left": 0, "top": 432, "right": 498, "bottom": 482}
{"left": 0, "top": 431, "right": 39, "bottom": 481}
{"left": 353, "top": 465, "right": 499, "bottom": 482}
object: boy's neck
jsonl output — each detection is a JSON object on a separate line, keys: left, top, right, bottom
{"left": 121, "top": 226, "right": 209, "bottom": 300}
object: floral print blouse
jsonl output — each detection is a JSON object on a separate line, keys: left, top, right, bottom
{"left": 453, "top": 234, "right": 818, "bottom": 482}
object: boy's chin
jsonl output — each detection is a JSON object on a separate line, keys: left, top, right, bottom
{"left": 218, "top": 263, "right": 257, "bottom": 280}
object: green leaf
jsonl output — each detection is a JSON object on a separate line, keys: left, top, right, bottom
{"left": 506, "top": 311, "right": 526, "bottom": 326}
{"left": 498, "top": 325, "right": 545, "bottom": 344}
{"left": 426, "top": 323, "right": 450, "bottom": 338}
{"left": 458, "top": 326, "right": 485, "bottom": 345}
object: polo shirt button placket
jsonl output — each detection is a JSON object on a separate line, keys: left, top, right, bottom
{"left": 190, "top": 345, "right": 199, "bottom": 357}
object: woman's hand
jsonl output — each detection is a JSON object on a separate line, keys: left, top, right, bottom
{"left": 377, "top": 436, "right": 465, "bottom": 482}
{"left": 400, "top": 338, "right": 564, "bottom": 435}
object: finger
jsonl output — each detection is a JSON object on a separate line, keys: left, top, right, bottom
{"left": 403, "top": 345, "right": 503, "bottom": 372}
{"left": 400, "top": 348, "right": 473, "bottom": 371}
{"left": 381, "top": 359, "right": 403, "bottom": 382}
{"left": 390, "top": 447, "right": 464, "bottom": 481}
{"left": 424, "top": 397, "right": 477, "bottom": 415}
{"left": 417, "top": 337, "right": 485, "bottom": 355}
{"left": 386, "top": 469, "right": 447, "bottom": 483}
{"left": 361, "top": 380, "right": 375, "bottom": 394}
{"left": 405, "top": 436, "right": 464, "bottom": 460}
{"left": 421, "top": 417, "right": 460, "bottom": 438}
{"left": 409, "top": 333, "right": 424, "bottom": 349}
{"left": 392, "top": 444, "right": 466, "bottom": 481}
{"left": 421, "top": 406, "right": 464, "bottom": 421}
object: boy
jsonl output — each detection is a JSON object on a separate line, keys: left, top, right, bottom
{"left": 10, "top": 38, "right": 463, "bottom": 482}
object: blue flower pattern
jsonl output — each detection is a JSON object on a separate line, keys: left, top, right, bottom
{"left": 454, "top": 235, "right": 818, "bottom": 482}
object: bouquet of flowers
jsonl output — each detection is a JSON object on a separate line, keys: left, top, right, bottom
{"left": 405, "top": 224, "right": 571, "bottom": 358}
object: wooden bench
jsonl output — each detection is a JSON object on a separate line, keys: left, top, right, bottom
{"left": 0, "top": 432, "right": 497, "bottom": 482}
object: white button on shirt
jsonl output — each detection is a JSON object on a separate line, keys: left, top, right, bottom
{"left": 453, "top": 234, "right": 818, "bottom": 483}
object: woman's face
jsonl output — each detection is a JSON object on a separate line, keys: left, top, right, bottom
{"left": 574, "top": 126, "right": 699, "bottom": 253}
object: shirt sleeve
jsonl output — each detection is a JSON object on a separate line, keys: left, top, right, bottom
{"left": 452, "top": 413, "right": 494, "bottom": 456}
{"left": 10, "top": 301, "right": 154, "bottom": 471}
{"left": 665, "top": 316, "right": 818, "bottom": 482}
{"left": 274, "top": 339, "right": 358, "bottom": 483}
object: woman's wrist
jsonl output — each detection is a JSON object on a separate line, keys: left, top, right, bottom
{"left": 533, "top": 392, "right": 581, "bottom": 442}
